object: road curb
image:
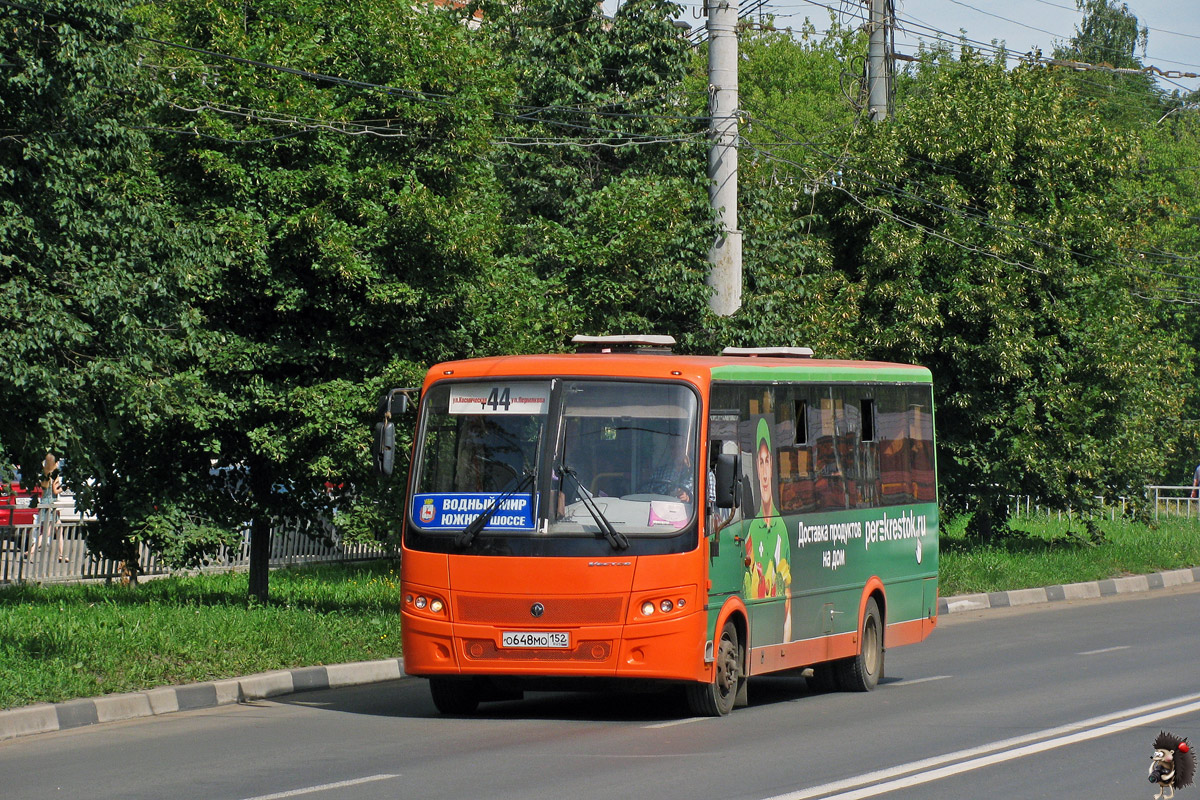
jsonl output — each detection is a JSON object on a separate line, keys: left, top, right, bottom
{"left": 0, "top": 658, "right": 406, "bottom": 743}
{"left": 937, "top": 566, "right": 1200, "bottom": 615}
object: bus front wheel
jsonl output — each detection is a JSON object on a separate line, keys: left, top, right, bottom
{"left": 686, "top": 620, "right": 742, "bottom": 716}
{"left": 835, "top": 597, "right": 883, "bottom": 692}
{"left": 429, "top": 677, "right": 480, "bottom": 715}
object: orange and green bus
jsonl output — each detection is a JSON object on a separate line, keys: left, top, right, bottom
{"left": 379, "top": 335, "right": 938, "bottom": 716}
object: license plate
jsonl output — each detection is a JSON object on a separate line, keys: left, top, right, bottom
{"left": 502, "top": 631, "right": 570, "bottom": 649}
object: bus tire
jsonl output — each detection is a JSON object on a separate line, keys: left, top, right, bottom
{"left": 686, "top": 620, "right": 741, "bottom": 716}
{"left": 429, "top": 677, "right": 481, "bottom": 715}
{"left": 835, "top": 597, "right": 883, "bottom": 692}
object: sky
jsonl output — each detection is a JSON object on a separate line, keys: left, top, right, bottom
{"left": 892, "top": 0, "right": 1200, "bottom": 95}
{"left": 609, "top": 0, "right": 1200, "bottom": 95}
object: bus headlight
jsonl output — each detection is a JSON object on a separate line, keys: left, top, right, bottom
{"left": 641, "top": 601, "right": 656, "bottom": 616}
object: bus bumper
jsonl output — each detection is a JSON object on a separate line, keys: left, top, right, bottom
{"left": 401, "top": 610, "right": 708, "bottom": 683}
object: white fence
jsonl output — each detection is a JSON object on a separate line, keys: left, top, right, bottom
{"left": 1, "top": 518, "right": 395, "bottom": 585}
{"left": 1003, "top": 494, "right": 1133, "bottom": 522}
{"left": 1147, "top": 485, "right": 1200, "bottom": 520}
{"left": 924, "top": 486, "right": 1200, "bottom": 524}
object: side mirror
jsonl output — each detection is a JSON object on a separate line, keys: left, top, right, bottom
{"left": 714, "top": 453, "right": 738, "bottom": 509}
{"left": 375, "top": 421, "right": 396, "bottom": 476}
{"left": 375, "top": 388, "right": 415, "bottom": 476}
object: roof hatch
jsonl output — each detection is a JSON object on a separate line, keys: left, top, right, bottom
{"left": 720, "top": 346, "right": 814, "bottom": 358}
{"left": 572, "top": 334, "right": 676, "bottom": 354}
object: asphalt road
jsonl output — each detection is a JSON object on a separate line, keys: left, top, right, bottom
{"left": 3, "top": 583, "right": 1199, "bottom": 800}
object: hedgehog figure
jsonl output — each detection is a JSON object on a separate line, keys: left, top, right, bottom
{"left": 1150, "top": 730, "right": 1195, "bottom": 799}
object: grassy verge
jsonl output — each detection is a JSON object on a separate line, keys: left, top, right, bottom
{"left": 3, "top": 516, "right": 1199, "bottom": 711}
{"left": 0, "top": 561, "right": 404, "bottom": 711}
{"left": 938, "top": 514, "right": 1200, "bottom": 596}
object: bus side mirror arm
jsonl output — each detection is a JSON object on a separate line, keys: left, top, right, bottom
{"left": 740, "top": 473, "right": 755, "bottom": 519}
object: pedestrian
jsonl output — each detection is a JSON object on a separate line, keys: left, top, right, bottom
{"left": 26, "top": 453, "right": 66, "bottom": 562}
{"left": 1193, "top": 461, "right": 1200, "bottom": 499}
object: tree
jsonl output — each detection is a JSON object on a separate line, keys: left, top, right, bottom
{"left": 0, "top": 0, "right": 214, "bottom": 570}
{"left": 475, "top": 0, "right": 715, "bottom": 350}
{"left": 1053, "top": 0, "right": 1162, "bottom": 127}
{"left": 137, "top": 0, "right": 515, "bottom": 598}
{"left": 827, "top": 49, "right": 1191, "bottom": 534}
{"left": 1122, "top": 107, "right": 1200, "bottom": 482}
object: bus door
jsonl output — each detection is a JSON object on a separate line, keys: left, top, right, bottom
{"left": 709, "top": 386, "right": 792, "bottom": 649}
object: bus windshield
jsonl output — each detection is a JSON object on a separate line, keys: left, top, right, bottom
{"left": 409, "top": 379, "right": 699, "bottom": 538}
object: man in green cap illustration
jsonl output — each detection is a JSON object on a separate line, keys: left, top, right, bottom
{"left": 743, "top": 417, "right": 792, "bottom": 642}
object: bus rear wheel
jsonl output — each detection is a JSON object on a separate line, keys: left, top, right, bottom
{"left": 835, "top": 597, "right": 883, "bottom": 692}
{"left": 686, "top": 620, "right": 742, "bottom": 716}
{"left": 429, "top": 677, "right": 480, "bottom": 715}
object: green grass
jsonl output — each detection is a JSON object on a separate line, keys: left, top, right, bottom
{"left": 0, "top": 561, "right": 404, "bottom": 711}
{"left": 938, "top": 515, "right": 1200, "bottom": 596}
{"left": 3, "top": 516, "right": 1200, "bottom": 711}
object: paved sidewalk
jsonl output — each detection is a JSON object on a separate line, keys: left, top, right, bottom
{"left": 4, "top": 565, "right": 1198, "bottom": 743}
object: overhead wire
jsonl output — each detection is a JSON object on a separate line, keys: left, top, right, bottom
{"left": 891, "top": 1, "right": 1200, "bottom": 97}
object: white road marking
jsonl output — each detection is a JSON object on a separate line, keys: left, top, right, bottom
{"left": 644, "top": 717, "right": 707, "bottom": 729}
{"left": 892, "top": 675, "right": 951, "bottom": 686}
{"left": 1077, "top": 645, "right": 1130, "bottom": 656}
{"left": 240, "top": 774, "right": 400, "bottom": 800}
{"left": 761, "top": 692, "right": 1200, "bottom": 800}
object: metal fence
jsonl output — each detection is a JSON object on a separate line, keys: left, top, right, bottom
{"left": 1003, "top": 494, "right": 1133, "bottom": 522}
{"left": 962, "top": 485, "right": 1200, "bottom": 523}
{"left": 1147, "top": 485, "right": 1200, "bottom": 520}
{"left": 1, "top": 518, "right": 395, "bottom": 585}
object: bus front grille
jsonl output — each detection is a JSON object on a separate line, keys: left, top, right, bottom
{"left": 456, "top": 596, "right": 624, "bottom": 625}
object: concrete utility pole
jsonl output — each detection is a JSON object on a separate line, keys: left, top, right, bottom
{"left": 867, "top": 0, "right": 890, "bottom": 121}
{"left": 706, "top": 0, "right": 742, "bottom": 316}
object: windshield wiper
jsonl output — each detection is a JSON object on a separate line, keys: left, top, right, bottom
{"left": 560, "top": 464, "right": 629, "bottom": 551}
{"left": 455, "top": 469, "right": 536, "bottom": 548}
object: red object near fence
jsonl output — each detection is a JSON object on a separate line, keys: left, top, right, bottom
{"left": 0, "top": 481, "right": 40, "bottom": 527}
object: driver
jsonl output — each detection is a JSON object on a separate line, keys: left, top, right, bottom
{"left": 642, "top": 433, "right": 694, "bottom": 503}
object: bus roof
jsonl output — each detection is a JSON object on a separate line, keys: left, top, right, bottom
{"left": 423, "top": 353, "right": 932, "bottom": 387}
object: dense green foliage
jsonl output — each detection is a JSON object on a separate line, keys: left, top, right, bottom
{"left": 835, "top": 51, "right": 1190, "bottom": 533}
{"left": 0, "top": 0, "right": 215, "bottom": 567}
{"left": 134, "top": 0, "right": 518, "bottom": 594}
{"left": 2, "top": 0, "right": 1198, "bottom": 568}
{"left": 473, "top": 0, "right": 715, "bottom": 349}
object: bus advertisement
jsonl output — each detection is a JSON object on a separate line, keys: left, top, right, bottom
{"left": 379, "top": 335, "right": 938, "bottom": 716}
